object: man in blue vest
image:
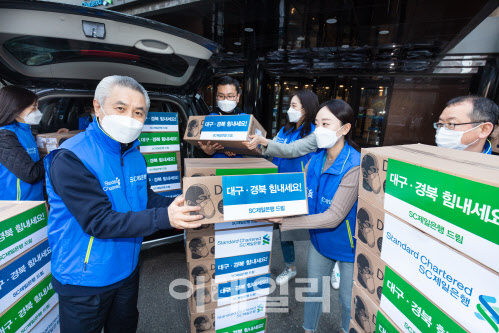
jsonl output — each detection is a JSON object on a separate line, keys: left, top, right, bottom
{"left": 45, "top": 75, "right": 203, "bottom": 333}
{"left": 198, "top": 76, "right": 244, "bottom": 158}
{"left": 435, "top": 95, "right": 498, "bottom": 154}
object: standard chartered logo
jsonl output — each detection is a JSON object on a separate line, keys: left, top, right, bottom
{"left": 263, "top": 234, "right": 270, "bottom": 245}
{"left": 103, "top": 177, "right": 121, "bottom": 192}
{"left": 475, "top": 295, "right": 499, "bottom": 331}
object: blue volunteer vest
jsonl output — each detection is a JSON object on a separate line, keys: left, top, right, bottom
{"left": 272, "top": 124, "right": 315, "bottom": 173}
{"left": 307, "top": 142, "right": 360, "bottom": 262}
{"left": 44, "top": 121, "right": 148, "bottom": 287}
{"left": 0, "top": 122, "right": 43, "bottom": 201}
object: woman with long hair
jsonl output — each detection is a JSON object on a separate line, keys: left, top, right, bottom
{"left": 253, "top": 90, "right": 319, "bottom": 285}
{"left": 0, "top": 86, "right": 44, "bottom": 200}
{"left": 265, "top": 99, "right": 361, "bottom": 333}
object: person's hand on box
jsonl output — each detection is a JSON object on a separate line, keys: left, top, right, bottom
{"left": 57, "top": 128, "right": 69, "bottom": 134}
{"left": 168, "top": 195, "right": 203, "bottom": 229}
{"left": 224, "top": 151, "right": 237, "bottom": 157}
{"left": 198, "top": 141, "right": 224, "bottom": 155}
{"left": 256, "top": 217, "right": 283, "bottom": 224}
{"left": 243, "top": 135, "right": 269, "bottom": 151}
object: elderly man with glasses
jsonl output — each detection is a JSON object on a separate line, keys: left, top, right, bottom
{"left": 434, "top": 96, "right": 498, "bottom": 154}
{"left": 198, "top": 76, "right": 245, "bottom": 157}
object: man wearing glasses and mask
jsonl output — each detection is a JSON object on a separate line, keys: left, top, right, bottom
{"left": 198, "top": 76, "right": 244, "bottom": 157}
{"left": 435, "top": 96, "right": 498, "bottom": 154}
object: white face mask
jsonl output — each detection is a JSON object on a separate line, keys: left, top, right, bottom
{"left": 217, "top": 100, "right": 237, "bottom": 113}
{"left": 435, "top": 124, "right": 481, "bottom": 150}
{"left": 315, "top": 125, "right": 344, "bottom": 149}
{"left": 287, "top": 107, "right": 303, "bottom": 123}
{"left": 23, "top": 110, "right": 43, "bottom": 125}
{"left": 99, "top": 108, "right": 144, "bottom": 144}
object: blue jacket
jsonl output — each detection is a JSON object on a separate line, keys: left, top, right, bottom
{"left": 307, "top": 142, "right": 361, "bottom": 262}
{"left": 0, "top": 122, "right": 43, "bottom": 200}
{"left": 273, "top": 124, "right": 315, "bottom": 173}
{"left": 483, "top": 139, "right": 492, "bottom": 155}
{"left": 45, "top": 121, "right": 149, "bottom": 287}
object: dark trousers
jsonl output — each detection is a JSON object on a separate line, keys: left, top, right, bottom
{"left": 58, "top": 270, "right": 140, "bottom": 333}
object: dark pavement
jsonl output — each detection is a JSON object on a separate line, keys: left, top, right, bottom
{"left": 137, "top": 229, "right": 345, "bottom": 333}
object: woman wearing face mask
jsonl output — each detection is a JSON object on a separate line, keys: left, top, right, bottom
{"left": 265, "top": 99, "right": 361, "bottom": 333}
{"left": 0, "top": 86, "right": 45, "bottom": 201}
{"left": 251, "top": 90, "right": 319, "bottom": 285}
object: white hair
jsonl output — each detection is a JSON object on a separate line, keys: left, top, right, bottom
{"left": 94, "top": 75, "right": 150, "bottom": 112}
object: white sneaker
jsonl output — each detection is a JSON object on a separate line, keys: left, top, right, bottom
{"left": 276, "top": 267, "right": 297, "bottom": 285}
{"left": 331, "top": 263, "right": 340, "bottom": 289}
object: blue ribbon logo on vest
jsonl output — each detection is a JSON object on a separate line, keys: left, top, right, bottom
{"left": 103, "top": 177, "right": 121, "bottom": 192}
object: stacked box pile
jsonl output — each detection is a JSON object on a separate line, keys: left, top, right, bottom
{"left": 139, "top": 112, "right": 182, "bottom": 199}
{"left": 349, "top": 144, "right": 499, "bottom": 333}
{"left": 0, "top": 201, "right": 60, "bottom": 333}
{"left": 184, "top": 158, "right": 309, "bottom": 333}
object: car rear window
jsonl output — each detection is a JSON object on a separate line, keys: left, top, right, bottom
{"left": 4, "top": 36, "right": 189, "bottom": 78}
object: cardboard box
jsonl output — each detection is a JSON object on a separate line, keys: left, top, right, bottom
{"left": 351, "top": 282, "right": 378, "bottom": 333}
{"left": 31, "top": 304, "right": 60, "bottom": 333}
{"left": 189, "top": 296, "right": 267, "bottom": 333}
{"left": 349, "top": 319, "right": 362, "bottom": 333}
{"left": 183, "top": 114, "right": 267, "bottom": 156}
{"left": 355, "top": 198, "right": 385, "bottom": 257}
{"left": 380, "top": 265, "right": 466, "bottom": 333}
{"left": 156, "top": 189, "right": 182, "bottom": 199}
{"left": 184, "top": 158, "right": 277, "bottom": 177}
{"left": 185, "top": 225, "right": 273, "bottom": 263}
{"left": 142, "top": 112, "right": 178, "bottom": 132}
{"left": 360, "top": 144, "right": 499, "bottom": 273}
{"left": 354, "top": 242, "right": 385, "bottom": 306}
{"left": 148, "top": 171, "right": 181, "bottom": 192}
{"left": 36, "top": 130, "right": 83, "bottom": 155}
{"left": 186, "top": 249, "right": 272, "bottom": 286}
{"left": 182, "top": 173, "right": 308, "bottom": 224}
{"left": 186, "top": 220, "right": 274, "bottom": 235}
{"left": 0, "top": 238, "right": 51, "bottom": 313}
{"left": 0, "top": 201, "right": 48, "bottom": 268}
{"left": 373, "top": 310, "right": 400, "bottom": 333}
{"left": 379, "top": 211, "right": 499, "bottom": 332}
{"left": 490, "top": 125, "right": 499, "bottom": 153}
{"left": 138, "top": 132, "right": 180, "bottom": 153}
{"left": 189, "top": 273, "right": 270, "bottom": 313}
{"left": 0, "top": 274, "right": 58, "bottom": 333}
{"left": 143, "top": 152, "right": 181, "bottom": 173}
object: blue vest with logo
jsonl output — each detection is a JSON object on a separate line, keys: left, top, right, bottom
{"left": 44, "top": 121, "right": 148, "bottom": 287}
{"left": 273, "top": 124, "right": 316, "bottom": 173}
{"left": 307, "top": 142, "right": 360, "bottom": 262}
{"left": 0, "top": 122, "right": 43, "bottom": 201}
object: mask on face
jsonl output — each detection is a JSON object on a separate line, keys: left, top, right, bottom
{"left": 435, "top": 125, "right": 481, "bottom": 150}
{"left": 287, "top": 107, "right": 303, "bottom": 123}
{"left": 315, "top": 125, "right": 345, "bottom": 149}
{"left": 23, "top": 110, "right": 43, "bottom": 125}
{"left": 99, "top": 108, "right": 144, "bottom": 144}
{"left": 217, "top": 100, "right": 237, "bottom": 113}
{"left": 185, "top": 184, "right": 216, "bottom": 219}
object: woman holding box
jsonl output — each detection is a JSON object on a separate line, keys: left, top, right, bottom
{"left": 0, "top": 86, "right": 44, "bottom": 200}
{"left": 248, "top": 90, "right": 319, "bottom": 285}
{"left": 264, "top": 99, "right": 361, "bottom": 333}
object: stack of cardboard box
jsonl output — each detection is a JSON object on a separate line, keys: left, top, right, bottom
{"left": 184, "top": 157, "right": 310, "bottom": 333}
{"left": 184, "top": 158, "right": 278, "bottom": 333}
{"left": 139, "top": 112, "right": 182, "bottom": 198}
{"left": 0, "top": 201, "right": 60, "bottom": 333}
{"left": 350, "top": 144, "right": 499, "bottom": 333}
